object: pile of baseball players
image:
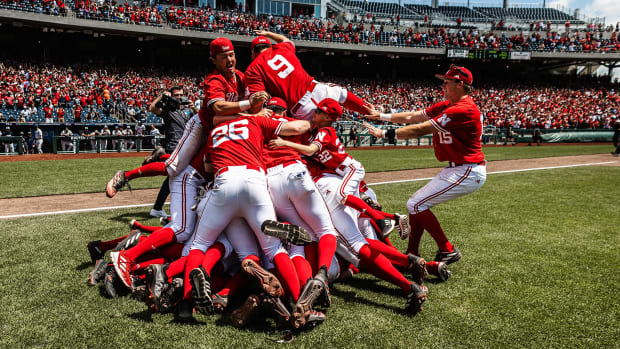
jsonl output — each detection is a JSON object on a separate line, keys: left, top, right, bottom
{"left": 86, "top": 30, "right": 487, "bottom": 330}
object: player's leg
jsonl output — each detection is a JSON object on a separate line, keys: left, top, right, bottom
{"left": 164, "top": 115, "right": 205, "bottom": 178}
{"left": 406, "top": 165, "right": 486, "bottom": 263}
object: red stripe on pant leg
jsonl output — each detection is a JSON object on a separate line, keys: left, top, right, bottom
{"left": 413, "top": 167, "right": 472, "bottom": 214}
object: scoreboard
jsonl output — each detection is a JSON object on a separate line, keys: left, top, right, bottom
{"left": 468, "top": 49, "right": 509, "bottom": 60}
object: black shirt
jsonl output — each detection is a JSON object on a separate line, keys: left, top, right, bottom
{"left": 161, "top": 108, "right": 191, "bottom": 153}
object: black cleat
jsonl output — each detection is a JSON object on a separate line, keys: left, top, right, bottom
{"left": 314, "top": 265, "right": 331, "bottom": 308}
{"left": 261, "top": 294, "right": 292, "bottom": 327}
{"left": 405, "top": 283, "right": 428, "bottom": 315}
{"left": 241, "top": 259, "right": 284, "bottom": 298}
{"left": 189, "top": 267, "right": 214, "bottom": 315}
{"left": 113, "top": 230, "right": 142, "bottom": 251}
{"left": 261, "top": 220, "right": 312, "bottom": 246}
{"left": 407, "top": 254, "right": 427, "bottom": 285}
{"left": 305, "top": 309, "right": 327, "bottom": 328}
{"left": 394, "top": 213, "right": 411, "bottom": 240}
{"left": 87, "top": 259, "right": 108, "bottom": 286}
{"left": 87, "top": 240, "right": 104, "bottom": 265}
{"left": 160, "top": 278, "right": 184, "bottom": 313}
{"left": 212, "top": 293, "right": 229, "bottom": 312}
{"left": 292, "top": 278, "right": 323, "bottom": 329}
{"left": 146, "top": 264, "right": 167, "bottom": 312}
{"left": 103, "top": 264, "right": 120, "bottom": 298}
{"left": 434, "top": 246, "right": 462, "bottom": 265}
{"left": 375, "top": 218, "right": 394, "bottom": 240}
{"left": 231, "top": 294, "right": 261, "bottom": 328}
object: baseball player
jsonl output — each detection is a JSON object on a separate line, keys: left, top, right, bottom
{"left": 122, "top": 124, "right": 135, "bottom": 150}
{"left": 100, "top": 125, "right": 111, "bottom": 151}
{"left": 4, "top": 126, "right": 15, "bottom": 153}
{"left": 60, "top": 126, "right": 73, "bottom": 152}
{"left": 364, "top": 64, "right": 486, "bottom": 274}
{"left": 105, "top": 38, "right": 269, "bottom": 198}
{"left": 244, "top": 31, "right": 372, "bottom": 120}
{"left": 33, "top": 124, "right": 43, "bottom": 153}
{"left": 182, "top": 115, "right": 316, "bottom": 324}
{"left": 269, "top": 98, "right": 410, "bottom": 240}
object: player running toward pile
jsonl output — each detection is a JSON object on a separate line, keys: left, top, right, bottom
{"left": 364, "top": 64, "right": 486, "bottom": 275}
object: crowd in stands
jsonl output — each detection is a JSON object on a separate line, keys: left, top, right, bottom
{"left": 1, "top": 60, "right": 617, "bottom": 132}
{"left": 2, "top": 0, "right": 619, "bottom": 52}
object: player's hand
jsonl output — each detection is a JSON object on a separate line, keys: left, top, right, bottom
{"left": 255, "top": 108, "right": 274, "bottom": 117}
{"left": 255, "top": 30, "right": 271, "bottom": 36}
{"left": 250, "top": 91, "right": 270, "bottom": 106}
{"left": 363, "top": 122, "right": 384, "bottom": 138}
{"left": 363, "top": 104, "right": 380, "bottom": 120}
{"left": 268, "top": 137, "right": 285, "bottom": 149}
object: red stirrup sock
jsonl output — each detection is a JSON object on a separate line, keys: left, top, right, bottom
{"left": 273, "top": 253, "right": 301, "bottom": 302}
{"left": 365, "top": 238, "right": 409, "bottom": 268}
{"left": 165, "top": 256, "right": 186, "bottom": 280}
{"left": 414, "top": 210, "right": 453, "bottom": 252}
{"left": 160, "top": 153, "right": 171, "bottom": 161}
{"left": 304, "top": 242, "right": 319, "bottom": 275}
{"left": 344, "top": 195, "right": 385, "bottom": 221}
{"left": 406, "top": 213, "right": 425, "bottom": 256}
{"left": 159, "top": 243, "right": 184, "bottom": 260}
{"left": 358, "top": 245, "right": 412, "bottom": 294}
{"left": 124, "top": 227, "right": 176, "bottom": 261}
{"left": 292, "top": 255, "right": 314, "bottom": 290}
{"left": 98, "top": 235, "right": 128, "bottom": 251}
{"left": 317, "top": 234, "right": 337, "bottom": 271}
{"left": 343, "top": 91, "right": 370, "bottom": 115}
{"left": 201, "top": 242, "right": 226, "bottom": 275}
{"left": 131, "top": 220, "right": 160, "bottom": 233}
{"left": 134, "top": 256, "right": 166, "bottom": 271}
{"left": 125, "top": 162, "right": 166, "bottom": 181}
{"left": 218, "top": 271, "right": 247, "bottom": 297}
{"left": 183, "top": 249, "right": 204, "bottom": 300}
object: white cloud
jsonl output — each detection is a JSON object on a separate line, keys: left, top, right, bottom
{"left": 581, "top": 0, "right": 620, "bottom": 25}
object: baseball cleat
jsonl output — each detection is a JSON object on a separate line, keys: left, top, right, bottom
{"left": 87, "top": 259, "right": 108, "bottom": 286}
{"left": 261, "top": 220, "right": 312, "bottom": 246}
{"left": 150, "top": 209, "right": 168, "bottom": 219}
{"left": 106, "top": 170, "right": 130, "bottom": 198}
{"left": 212, "top": 293, "right": 229, "bottom": 312}
{"left": 394, "top": 213, "right": 411, "bottom": 240}
{"left": 110, "top": 250, "right": 135, "bottom": 288}
{"left": 314, "top": 265, "right": 331, "bottom": 308}
{"left": 189, "top": 266, "right": 214, "bottom": 315}
{"left": 405, "top": 283, "right": 428, "bottom": 315}
{"left": 160, "top": 278, "right": 184, "bottom": 313}
{"left": 361, "top": 192, "right": 382, "bottom": 211}
{"left": 426, "top": 261, "right": 451, "bottom": 281}
{"left": 146, "top": 264, "right": 167, "bottom": 312}
{"left": 292, "top": 278, "right": 323, "bottom": 329}
{"left": 159, "top": 216, "right": 171, "bottom": 226}
{"left": 142, "top": 146, "right": 165, "bottom": 166}
{"left": 434, "top": 246, "right": 462, "bottom": 265}
{"left": 375, "top": 218, "right": 395, "bottom": 240}
{"left": 103, "top": 264, "right": 120, "bottom": 298}
{"left": 231, "top": 294, "right": 261, "bottom": 328}
{"left": 305, "top": 310, "right": 327, "bottom": 328}
{"left": 87, "top": 240, "right": 104, "bottom": 265}
{"left": 407, "top": 254, "right": 427, "bottom": 285}
{"left": 174, "top": 299, "right": 195, "bottom": 323}
{"left": 241, "top": 259, "right": 284, "bottom": 298}
{"left": 113, "top": 230, "right": 142, "bottom": 251}
{"left": 129, "top": 219, "right": 139, "bottom": 230}
{"left": 261, "top": 294, "right": 292, "bottom": 327}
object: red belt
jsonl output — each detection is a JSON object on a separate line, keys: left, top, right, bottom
{"left": 215, "top": 165, "right": 264, "bottom": 177}
{"left": 448, "top": 160, "right": 486, "bottom": 168}
{"left": 290, "top": 82, "right": 318, "bottom": 115}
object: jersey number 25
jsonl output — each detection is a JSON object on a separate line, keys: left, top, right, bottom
{"left": 212, "top": 119, "right": 250, "bottom": 147}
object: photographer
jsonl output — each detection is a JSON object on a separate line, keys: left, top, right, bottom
{"left": 146, "top": 86, "right": 193, "bottom": 218}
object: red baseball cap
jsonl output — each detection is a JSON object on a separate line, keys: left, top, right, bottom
{"left": 435, "top": 64, "right": 473, "bottom": 85}
{"left": 267, "top": 97, "right": 287, "bottom": 109}
{"left": 210, "top": 37, "right": 234, "bottom": 57}
{"left": 251, "top": 36, "right": 272, "bottom": 52}
{"left": 317, "top": 98, "right": 343, "bottom": 120}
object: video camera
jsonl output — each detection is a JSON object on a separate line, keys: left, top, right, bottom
{"left": 156, "top": 94, "right": 191, "bottom": 111}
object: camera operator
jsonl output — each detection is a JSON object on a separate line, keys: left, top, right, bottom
{"left": 147, "top": 85, "right": 193, "bottom": 218}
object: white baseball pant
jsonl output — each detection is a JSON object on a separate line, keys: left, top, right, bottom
{"left": 266, "top": 161, "right": 338, "bottom": 242}
{"left": 333, "top": 157, "right": 366, "bottom": 204}
{"left": 407, "top": 164, "right": 486, "bottom": 214}
{"left": 290, "top": 82, "right": 349, "bottom": 120}
{"left": 165, "top": 115, "right": 206, "bottom": 178}
{"left": 169, "top": 165, "right": 205, "bottom": 243}
{"left": 188, "top": 166, "right": 287, "bottom": 261}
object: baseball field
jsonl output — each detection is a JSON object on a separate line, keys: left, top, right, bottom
{"left": 0, "top": 144, "right": 618, "bottom": 348}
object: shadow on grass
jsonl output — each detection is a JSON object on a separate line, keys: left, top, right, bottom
{"left": 76, "top": 261, "right": 92, "bottom": 271}
{"left": 331, "top": 278, "right": 404, "bottom": 314}
{"left": 109, "top": 211, "right": 153, "bottom": 224}
{"left": 128, "top": 308, "right": 154, "bottom": 322}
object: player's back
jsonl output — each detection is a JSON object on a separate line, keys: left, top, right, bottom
{"left": 245, "top": 41, "right": 314, "bottom": 110}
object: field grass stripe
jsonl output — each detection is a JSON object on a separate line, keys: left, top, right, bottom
{"left": 0, "top": 202, "right": 170, "bottom": 219}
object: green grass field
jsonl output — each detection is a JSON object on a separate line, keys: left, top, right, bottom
{"left": 0, "top": 146, "right": 618, "bottom": 348}
{"left": 0, "top": 144, "right": 612, "bottom": 198}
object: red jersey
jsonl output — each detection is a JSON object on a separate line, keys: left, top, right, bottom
{"left": 198, "top": 69, "right": 245, "bottom": 132}
{"left": 310, "top": 126, "right": 351, "bottom": 170}
{"left": 262, "top": 115, "right": 306, "bottom": 168}
{"left": 208, "top": 116, "right": 284, "bottom": 173}
{"left": 423, "top": 96, "right": 485, "bottom": 164}
{"left": 244, "top": 41, "right": 314, "bottom": 110}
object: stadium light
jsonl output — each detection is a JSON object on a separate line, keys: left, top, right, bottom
{"left": 181, "top": 40, "right": 186, "bottom": 46}
{"left": 325, "top": 51, "right": 330, "bottom": 56}
{"left": 93, "top": 33, "right": 98, "bottom": 38}
{"left": 42, "top": 27, "right": 48, "bottom": 32}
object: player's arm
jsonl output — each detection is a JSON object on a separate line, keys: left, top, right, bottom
{"left": 255, "top": 30, "right": 290, "bottom": 43}
{"left": 364, "top": 120, "right": 437, "bottom": 139}
{"left": 269, "top": 137, "right": 319, "bottom": 156}
{"left": 365, "top": 104, "right": 427, "bottom": 124}
{"left": 212, "top": 108, "right": 274, "bottom": 126}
